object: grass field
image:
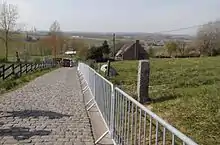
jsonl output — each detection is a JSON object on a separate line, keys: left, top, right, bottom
{"left": 110, "top": 57, "right": 220, "bottom": 145}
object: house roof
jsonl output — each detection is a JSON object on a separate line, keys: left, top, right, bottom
{"left": 114, "top": 40, "right": 146, "bottom": 57}
{"left": 115, "top": 43, "right": 134, "bottom": 57}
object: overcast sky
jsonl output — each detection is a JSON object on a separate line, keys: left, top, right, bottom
{"left": 5, "top": 0, "right": 220, "bottom": 35}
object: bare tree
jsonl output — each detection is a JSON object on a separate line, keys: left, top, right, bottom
{"left": 176, "top": 41, "right": 186, "bottom": 56}
{"left": 0, "top": 1, "right": 18, "bottom": 61}
{"left": 196, "top": 21, "right": 220, "bottom": 56}
{"left": 49, "top": 20, "right": 60, "bottom": 34}
{"left": 49, "top": 20, "right": 61, "bottom": 58}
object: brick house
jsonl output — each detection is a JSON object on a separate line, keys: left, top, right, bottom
{"left": 115, "top": 40, "right": 148, "bottom": 60}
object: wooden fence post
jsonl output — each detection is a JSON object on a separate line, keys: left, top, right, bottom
{"left": 30, "top": 63, "right": 33, "bottom": 71}
{"left": 34, "top": 63, "right": 36, "bottom": 70}
{"left": 137, "top": 60, "right": 151, "bottom": 103}
{"left": 2, "top": 64, "right": 5, "bottom": 80}
{"left": 25, "top": 64, "right": 28, "bottom": 73}
{"left": 19, "top": 63, "right": 22, "bottom": 77}
{"left": 11, "top": 64, "right": 16, "bottom": 79}
{"left": 12, "top": 64, "right": 15, "bottom": 75}
{"left": 40, "top": 63, "right": 43, "bottom": 70}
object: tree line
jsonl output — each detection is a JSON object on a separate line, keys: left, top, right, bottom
{"left": 156, "top": 20, "right": 220, "bottom": 58}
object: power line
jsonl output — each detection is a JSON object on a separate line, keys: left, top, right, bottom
{"left": 156, "top": 24, "right": 202, "bottom": 33}
{"left": 154, "top": 21, "right": 220, "bottom": 34}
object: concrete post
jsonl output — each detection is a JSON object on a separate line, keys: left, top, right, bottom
{"left": 137, "top": 60, "right": 151, "bottom": 103}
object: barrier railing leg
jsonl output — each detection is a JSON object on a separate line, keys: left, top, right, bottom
{"left": 87, "top": 102, "right": 96, "bottom": 111}
{"left": 86, "top": 98, "right": 94, "bottom": 106}
{"left": 82, "top": 86, "right": 89, "bottom": 93}
{"left": 95, "top": 130, "right": 109, "bottom": 144}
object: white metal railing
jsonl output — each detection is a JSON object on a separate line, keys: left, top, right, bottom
{"left": 77, "top": 62, "right": 198, "bottom": 145}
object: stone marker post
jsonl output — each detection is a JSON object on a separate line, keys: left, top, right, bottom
{"left": 137, "top": 60, "right": 150, "bottom": 103}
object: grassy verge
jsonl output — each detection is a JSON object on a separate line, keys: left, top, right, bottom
{"left": 109, "top": 57, "right": 220, "bottom": 145}
{"left": 0, "top": 68, "right": 57, "bottom": 95}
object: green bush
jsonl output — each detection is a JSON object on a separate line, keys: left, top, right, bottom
{"left": 3, "top": 80, "right": 17, "bottom": 90}
{"left": 33, "top": 57, "right": 41, "bottom": 63}
{"left": 20, "top": 77, "right": 29, "bottom": 83}
{"left": 0, "top": 57, "right": 7, "bottom": 63}
{"left": 86, "top": 59, "right": 96, "bottom": 69}
{"left": 148, "top": 47, "right": 155, "bottom": 57}
{"left": 44, "top": 48, "right": 52, "bottom": 56}
{"left": 20, "top": 52, "right": 31, "bottom": 63}
{"left": 74, "top": 56, "right": 84, "bottom": 63}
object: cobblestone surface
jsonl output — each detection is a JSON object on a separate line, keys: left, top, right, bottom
{"left": 0, "top": 68, "right": 94, "bottom": 145}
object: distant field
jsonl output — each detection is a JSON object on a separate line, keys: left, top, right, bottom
{"left": 74, "top": 37, "right": 130, "bottom": 47}
{"left": 110, "top": 57, "right": 220, "bottom": 145}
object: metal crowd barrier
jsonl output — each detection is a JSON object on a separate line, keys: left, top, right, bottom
{"left": 77, "top": 62, "right": 198, "bottom": 145}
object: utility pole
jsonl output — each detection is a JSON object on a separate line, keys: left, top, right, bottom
{"left": 113, "top": 33, "right": 116, "bottom": 58}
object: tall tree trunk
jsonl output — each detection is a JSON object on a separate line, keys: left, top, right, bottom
{"left": 5, "top": 32, "right": 8, "bottom": 62}
{"left": 60, "top": 43, "right": 63, "bottom": 54}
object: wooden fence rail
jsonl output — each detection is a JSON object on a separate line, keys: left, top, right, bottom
{"left": 0, "top": 62, "right": 56, "bottom": 81}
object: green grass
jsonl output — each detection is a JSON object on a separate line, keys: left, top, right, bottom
{"left": 110, "top": 57, "right": 220, "bottom": 145}
{"left": 0, "top": 67, "right": 57, "bottom": 95}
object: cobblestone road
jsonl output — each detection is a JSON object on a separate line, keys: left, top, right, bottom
{"left": 0, "top": 68, "right": 94, "bottom": 145}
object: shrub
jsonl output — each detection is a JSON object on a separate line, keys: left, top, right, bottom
{"left": 0, "top": 57, "right": 7, "bottom": 63}
{"left": 3, "top": 80, "right": 17, "bottom": 90}
{"left": 33, "top": 57, "right": 41, "bottom": 63}
{"left": 86, "top": 59, "right": 96, "bottom": 69}
{"left": 148, "top": 47, "right": 155, "bottom": 57}
{"left": 20, "top": 77, "right": 29, "bottom": 83}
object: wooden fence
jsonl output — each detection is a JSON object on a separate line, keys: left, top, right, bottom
{"left": 0, "top": 63, "right": 56, "bottom": 80}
